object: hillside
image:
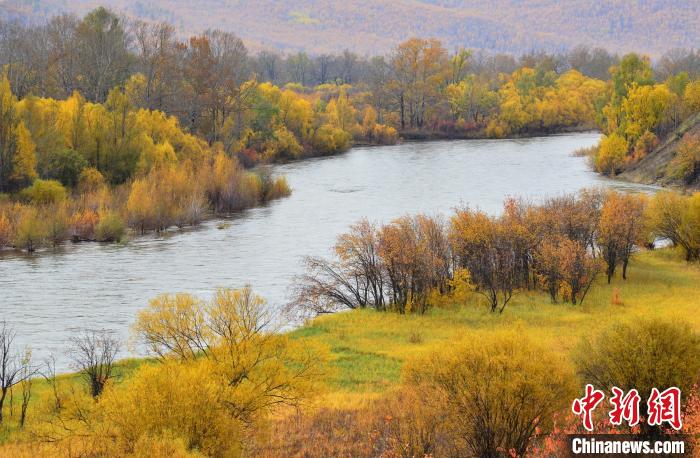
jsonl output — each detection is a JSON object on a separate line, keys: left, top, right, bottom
{"left": 620, "top": 112, "right": 700, "bottom": 190}
{"left": 1, "top": 0, "right": 699, "bottom": 55}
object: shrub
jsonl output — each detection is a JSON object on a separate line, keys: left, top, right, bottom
{"left": 594, "top": 133, "right": 628, "bottom": 175}
{"left": 575, "top": 319, "right": 700, "bottom": 432}
{"left": 70, "top": 209, "right": 100, "bottom": 241}
{"left": 44, "top": 148, "right": 88, "bottom": 188}
{"left": 13, "top": 205, "right": 46, "bottom": 252}
{"left": 630, "top": 130, "right": 658, "bottom": 163}
{"left": 45, "top": 202, "right": 70, "bottom": 247}
{"left": 266, "top": 126, "right": 303, "bottom": 160}
{"left": 99, "top": 360, "right": 244, "bottom": 456}
{"left": 406, "top": 332, "right": 576, "bottom": 457}
{"left": 95, "top": 211, "right": 126, "bottom": 242}
{"left": 257, "top": 168, "right": 291, "bottom": 201}
{"left": 372, "top": 124, "right": 399, "bottom": 145}
{"left": 21, "top": 179, "right": 67, "bottom": 205}
{"left": 646, "top": 191, "right": 700, "bottom": 261}
{"left": 667, "top": 133, "right": 700, "bottom": 184}
{"left": 204, "top": 153, "right": 262, "bottom": 213}
{"left": 311, "top": 125, "right": 351, "bottom": 155}
{"left": 485, "top": 119, "right": 508, "bottom": 138}
{"left": 683, "top": 80, "right": 700, "bottom": 116}
{"left": 77, "top": 167, "right": 107, "bottom": 195}
{"left": 0, "top": 208, "right": 12, "bottom": 249}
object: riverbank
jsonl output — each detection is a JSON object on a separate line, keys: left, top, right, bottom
{"left": 0, "top": 127, "right": 596, "bottom": 262}
{"left": 397, "top": 124, "right": 596, "bottom": 141}
{"left": 4, "top": 132, "right": 654, "bottom": 371}
{"left": 1, "top": 248, "right": 698, "bottom": 450}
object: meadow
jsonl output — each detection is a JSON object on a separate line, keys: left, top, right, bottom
{"left": 1, "top": 247, "right": 698, "bottom": 457}
{"left": 293, "top": 247, "right": 700, "bottom": 405}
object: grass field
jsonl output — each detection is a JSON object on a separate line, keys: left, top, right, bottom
{"left": 0, "top": 248, "right": 699, "bottom": 445}
{"left": 289, "top": 248, "right": 700, "bottom": 407}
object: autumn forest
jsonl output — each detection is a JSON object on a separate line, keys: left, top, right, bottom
{"left": 0, "top": 4, "right": 700, "bottom": 458}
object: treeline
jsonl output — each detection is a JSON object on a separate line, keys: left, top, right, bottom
{"left": 591, "top": 54, "right": 700, "bottom": 182}
{"left": 0, "top": 72, "right": 294, "bottom": 252}
{"left": 0, "top": 7, "right": 397, "bottom": 156}
{"left": 290, "top": 190, "right": 700, "bottom": 316}
{"left": 2, "top": 7, "right": 699, "bottom": 144}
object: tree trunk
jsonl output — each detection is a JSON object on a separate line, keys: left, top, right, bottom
{"left": 0, "top": 388, "right": 6, "bottom": 423}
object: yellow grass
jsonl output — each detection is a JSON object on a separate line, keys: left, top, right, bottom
{"left": 0, "top": 248, "right": 698, "bottom": 447}
{"left": 290, "top": 248, "right": 700, "bottom": 408}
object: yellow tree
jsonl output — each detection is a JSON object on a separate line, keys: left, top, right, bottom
{"left": 594, "top": 133, "right": 628, "bottom": 175}
{"left": 621, "top": 83, "right": 673, "bottom": 143}
{"left": 0, "top": 74, "right": 18, "bottom": 192}
{"left": 390, "top": 38, "right": 449, "bottom": 130}
{"left": 11, "top": 121, "right": 38, "bottom": 186}
{"left": 126, "top": 177, "right": 156, "bottom": 233}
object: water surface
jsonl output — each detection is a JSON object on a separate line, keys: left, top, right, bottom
{"left": 0, "top": 133, "right": 657, "bottom": 370}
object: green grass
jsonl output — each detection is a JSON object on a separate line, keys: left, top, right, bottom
{"left": 1, "top": 248, "right": 698, "bottom": 435}
{"left": 289, "top": 248, "right": 700, "bottom": 406}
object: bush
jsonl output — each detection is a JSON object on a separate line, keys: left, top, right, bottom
{"left": 646, "top": 191, "right": 700, "bottom": 261}
{"left": 70, "top": 209, "right": 100, "bottom": 241}
{"left": 95, "top": 211, "right": 126, "bottom": 242}
{"left": 257, "top": 168, "right": 291, "bottom": 201}
{"left": 372, "top": 124, "right": 399, "bottom": 145}
{"left": 44, "top": 149, "right": 88, "bottom": 188}
{"left": 266, "top": 126, "right": 303, "bottom": 160}
{"left": 77, "top": 168, "right": 107, "bottom": 194}
{"left": 406, "top": 332, "right": 576, "bottom": 456}
{"left": 594, "top": 133, "right": 629, "bottom": 175}
{"left": 667, "top": 133, "right": 700, "bottom": 184}
{"left": 99, "top": 360, "right": 244, "bottom": 456}
{"left": 485, "top": 119, "right": 508, "bottom": 138}
{"left": 311, "top": 125, "right": 351, "bottom": 155}
{"left": 21, "top": 179, "right": 67, "bottom": 205}
{"left": 0, "top": 211, "right": 12, "bottom": 249}
{"left": 575, "top": 319, "right": 700, "bottom": 430}
{"left": 13, "top": 205, "right": 46, "bottom": 252}
{"left": 45, "top": 202, "right": 70, "bottom": 247}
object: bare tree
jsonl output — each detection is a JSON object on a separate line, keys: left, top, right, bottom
{"left": 69, "top": 330, "right": 120, "bottom": 398}
{"left": 18, "top": 350, "right": 33, "bottom": 428}
{"left": 42, "top": 355, "right": 63, "bottom": 412}
{"left": 0, "top": 321, "right": 32, "bottom": 424}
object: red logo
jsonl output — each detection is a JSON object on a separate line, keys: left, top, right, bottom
{"left": 572, "top": 384, "right": 606, "bottom": 431}
{"left": 573, "top": 385, "right": 682, "bottom": 431}
{"left": 647, "top": 387, "right": 682, "bottom": 430}
{"left": 609, "top": 387, "right": 641, "bottom": 427}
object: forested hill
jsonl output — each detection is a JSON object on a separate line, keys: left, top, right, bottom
{"left": 2, "top": 0, "right": 699, "bottom": 56}
{"left": 620, "top": 113, "right": 700, "bottom": 190}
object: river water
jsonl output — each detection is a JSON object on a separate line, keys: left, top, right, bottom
{"left": 0, "top": 133, "right": 658, "bottom": 370}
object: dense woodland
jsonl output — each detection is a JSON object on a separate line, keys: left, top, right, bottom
{"left": 2, "top": 0, "right": 699, "bottom": 56}
{"left": 0, "top": 8, "right": 699, "bottom": 254}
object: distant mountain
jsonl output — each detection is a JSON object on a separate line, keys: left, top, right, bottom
{"left": 2, "top": 0, "right": 698, "bottom": 56}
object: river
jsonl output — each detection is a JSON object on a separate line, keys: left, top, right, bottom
{"left": 0, "top": 133, "right": 658, "bottom": 370}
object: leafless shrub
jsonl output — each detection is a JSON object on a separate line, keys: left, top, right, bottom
{"left": 69, "top": 330, "right": 120, "bottom": 397}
